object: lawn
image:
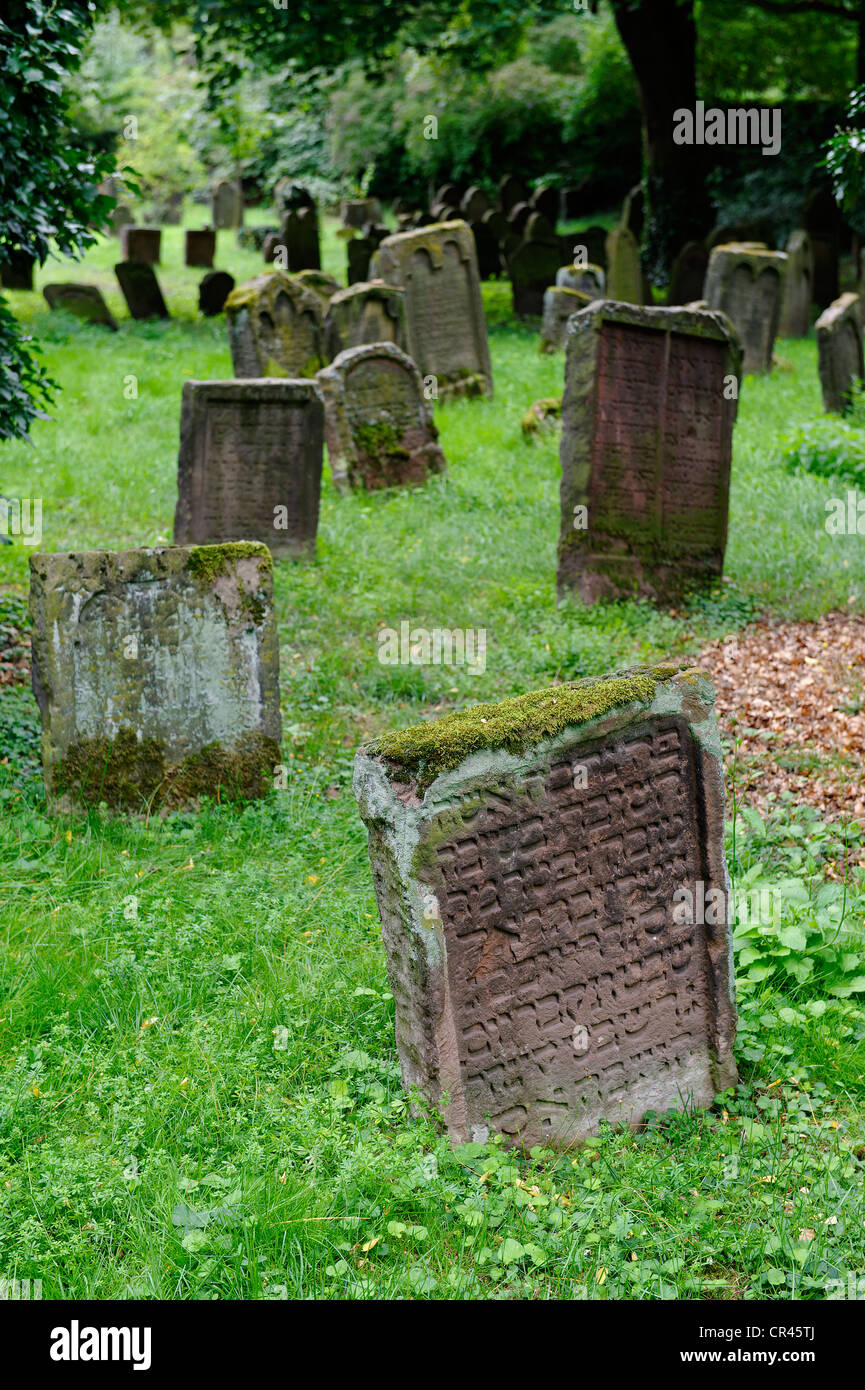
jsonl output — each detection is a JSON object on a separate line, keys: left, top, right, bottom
{"left": 0, "top": 215, "right": 863, "bottom": 1300}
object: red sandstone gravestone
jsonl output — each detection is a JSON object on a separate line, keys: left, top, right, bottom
{"left": 353, "top": 664, "right": 737, "bottom": 1148}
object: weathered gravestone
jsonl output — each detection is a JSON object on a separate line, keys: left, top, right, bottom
{"left": 281, "top": 207, "right": 321, "bottom": 272}
{"left": 43, "top": 283, "right": 118, "bottom": 330}
{"left": 29, "top": 543, "right": 281, "bottom": 811}
{"left": 461, "top": 186, "right": 491, "bottom": 223}
{"left": 185, "top": 228, "right": 216, "bottom": 268}
{"left": 115, "top": 260, "right": 170, "bottom": 320}
{"left": 574, "top": 225, "right": 608, "bottom": 272}
{"left": 508, "top": 221, "right": 563, "bottom": 318}
{"left": 530, "top": 185, "right": 559, "bottom": 227}
{"left": 667, "top": 242, "right": 709, "bottom": 306}
{"left": 212, "top": 179, "right": 243, "bottom": 229}
{"left": 295, "top": 269, "right": 342, "bottom": 305}
{"left": 704, "top": 243, "right": 786, "bottom": 375}
{"left": 816, "top": 292, "right": 864, "bottom": 415}
{"left": 506, "top": 202, "right": 533, "bottom": 237}
{"left": 620, "top": 183, "right": 644, "bottom": 241}
{"left": 324, "top": 281, "right": 406, "bottom": 359}
{"left": 556, "top": 263, "right": 605, "bottom": 296}
{"left": 470, "top": 219, "right": 502, "bottom": 281}
{"left": 198, "top": 270, "right": 235, "bottom": 317}
{"left": 374, "top": 221, "right": 493, "bottom": 397}
{"left": 497, "top": 174, "right": 529, "bottom": 214}
{"left": 316, "top": 343, "right": 446, "bottom": 493}
{"left": 174, "top": 380, "right": 323, "bottom": 557}
{"left": 341, "top": 197, "right": 383, "bottom": 229}
{"left": 0, "top": 247, "right": 35, "bottom": 290}
{"left": 778, "top": 230, "right": 813, "bottom": 338}
{"left": 348, "top": 234, "right": 375, "bottom": 285}
{"left": 540, "top": 286, "right": 592, "bottom": 352}
{"left": 604, "top": 227, "right": 643, "bottom": 304}
{"left": 435, "top": 183, "right": 463, "bottom": 210}
{"left": 353, "top": 662, "right": 737, "bottom": 1149}
{"left": 557, "top": 301, "right": 741, "bottom": 605}
{"left": 225, "top": 272, "right": 326, "bottom": 378}
{"left": 110, "top": 204, "right": 135, "bottom": 237}
{"left": 119, "top": 226, "right": 161, "bottom": 265}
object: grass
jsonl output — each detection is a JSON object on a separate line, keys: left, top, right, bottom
{"left": 0, "top": 215, "right": 864, "bottom": 1300}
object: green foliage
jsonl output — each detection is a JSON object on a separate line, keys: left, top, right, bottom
{"left": 826, "top": 84, "right": 865, "bottom": 236}
{"left": 780, "top": 396, "right": 865, "bottom": 488}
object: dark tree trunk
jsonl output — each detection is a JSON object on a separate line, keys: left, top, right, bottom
{"left": 609, "top": 0, "right": 714, "bottom": 286}
{"left": 858, "top": 0, "right": 865, "bottom": 84}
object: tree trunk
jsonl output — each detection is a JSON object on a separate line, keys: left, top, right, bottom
{"left": 609, "top": 0, "right": 714, "bottom": 286}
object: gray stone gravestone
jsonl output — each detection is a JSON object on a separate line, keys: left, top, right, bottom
{"left": 461, "top": 186, "right": 491, "bottom": 222}
{"left": 115, "top": 260, "right": 170, "bottom": 320}
{"left": 574, "top": 226, "right": 608, "bottom": 272}
{"left": 294, "top": 269, "right": 342, "bottom": 305}
{"left": 185, "top": 228, "right": 216, "bottom": 268}
{"left": 43, "top": 283, "right": 118, "bottom": 330}
{"left": 620, "top": 182, "right": 644, "bottom": 240}
{"left": 348, "top": 235, "right": 374, "bottom": 284}
{"left": 174, "top": 379, "right": 324, "bottom": 557}
{"left": 212, "top": 179, "right": 243, "bottom": 230}
{"left": 540, "top": 286, "right": 592, "bottom": 352}
{"left": 778, "top": 230, "right": 813, "bottom": 338}
{"left": 225, "top": 272, "right": 326, "bottom": 378}
{"left": 470, "top": 218, "right": 502, "bottom": 281}
{"left": 704, "top": 243, "right": 787, "bottom": 374}
{"left": 605, "top": 227, "right": 643, "bottom": 304}
{"left": 803, "top": 187, "right": 840, "bottom": 309}
{"left": 816, "top": 292, "right": 864, "bottom": 414}
{"left": 120, "top": 226, "right": 161, "bottom": 264}
{"left": 198, "top": 270, "right": 235, "bottom": 317}
{"left": 498, "top": 174, "right": 529, "bottom": 214}
{"left": 342, "top": 198, "right": 383, "bottom": 229}
{"left": 324, "top": 281, "right": 406, "bottom": 359}
{"left": 353, "top": 661, "right": 737, "bottom": 1149}
{"left": 557, "top": 300, "right": 741, "bottom": 605}
{"left": 29, "top": 543, "right": 281, "bottom": 811}
{"left": 508, "top": 229, "right": 563, "bottom": 318}
{"left": 530, "top": 184, "right": 559, "bottom": 227}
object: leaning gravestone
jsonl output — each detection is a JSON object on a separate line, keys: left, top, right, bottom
{"left": 667, "top": 242, "right": 709, "bottom": 306}
{"left": 185, "top": 228, "right": 216, "bottom": 268}
{"left": 174, "top": 380, "right": 324, "bottom": 557}
{"left": 374, "top": 221, "right": 493, "bottom": 397}
{"left": 816, "top": 292, "right": 864, "bottom": 415}
{"left": 557, "top": 263, "right": 605, "bottom": 297}
{"left": 704, "top": 243, "right": 787, "bottom": 375}
{"left": 324, "top": 281, "right": 406, "bottom": 359}
{"left": 605, "top": 227, "right": 643, "bottom": 303}
{"left": 0, "top": 247, "right": 35, "bottom": 290}
{"left": 557, "top": 300, "right": 741, "bottom": 605}
{"left": 198, "top": 270, "right": 235, "bottom": 317}
{"left": 43, "top": 283, "right": 118, "bottom": 330}
{"left": 540, "top": 286, "right": 592, "bottom": 352}
{"left": 316, "top": 342, "right": 446, "bottom": 493}
{"left": 212, "top": 179, "right": 243, "bottom": 229}
{"left": 115, "top": 260, "right": 170, "bottom": 320}
{"left": 119, "top": 226, "right": 161, "bottom": 264}
{"left": 29, "top": 543, "right": 281, "bottom": 811}
{"left": 778, "top": 230, "right": 813, "bottom": 338}
{"left": 353, "top": 662, "right": 737, "bottom": 1149}
{"left": 225, "top": 272, "right": 326, "bottom": 378}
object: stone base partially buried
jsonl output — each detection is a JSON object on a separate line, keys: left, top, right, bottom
{"left": 354, "top": 664, "right": 737, "bottom": 1149}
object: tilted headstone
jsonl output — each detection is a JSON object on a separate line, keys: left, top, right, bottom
{"left": 342, "top": 197, "right": 383, "bottom": 229}
{"left": 120, "top": 226, "right": 161, "bottom": 265}
{"left": 530, "top": 184, "right": 559, "bottom": 227}
{"left": 316, "top": 342, "right": 445, "bottom": 493}
{"left": 557, "top": 300, "right": 741, "bottom": 605}
{"left": 460, "top": 186, "right": 491, "bottom": 222}
{"left": 556, "top": 263, "right": 605, "bottom": 296}
{"left": 704, "top": 243, "right": 786, "bottom": 375}
{"left": 212, "top": 179, "right": 243, "bottom": 230}
{"left": 604, "top": 227, "right": 643, "bottom": 304}
{"left": 667, "top": 242, "right": 709, "bottom": 307}
{"left": 0, "top": 247, "right": 35, "bottom": 290}
{"left": 174, "top": 379, "right": 323, "bottom": 557}
{"left": 374, "top": 221, "right": 493, "bottom": 398}
{"left": 324, "top": 280, "right": 406, "bottom": 359}
{"left": 225, "top": 272, "right": 326, "bottom": 378}
{"left": 540, "top": 286, "right": 592, "bottom": 352}
{"left": 281, "top": 206, "right": 321, "bottom": 272}
{"left": 498, "top": 174, "right": 529, "bottom": 214}
{"left": 353, "top": 662, "right": 737, "bottom": 1149}
{"left": 816, "top": 292, "right": 864, "bottom": 414}
{"left": 29, "top": 543, "right": 281, "bottom": 811}
{"left": 198, "top": 270, "right": 235, "bottom": 317}
{"left": 115, "top": 260, "right": 170, "bottom": 320}
{"left": 185, "top": 228, "right": 216, "bottom": 268}
{"left": 470, "top": 218, "right": 502, "bottom": 281}
{"left": 43, "top": 283, "right": 118, "bottom": 330}
{"left": 778, "top": 230, "right": 813, "bottom": 338}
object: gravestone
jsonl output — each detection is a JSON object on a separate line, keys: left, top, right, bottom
{"left": 262, "top": 232, "right": 282, "bottom": 265}
{"left": 471, "top": 219, "right": 502, "bottom": 281}
{"left": 461, "top": 186, "right": 491, "bottom": 222}
{"left": 778, "top": 230, "right": 813, "bottom": 338}
{"left": 185, "top": 228, "right": 216, "bottom": 268}
{"left": 803, "top": 187, "right": 840, "bottom": 309}
{"left": 540, "top": 286, "right": 592, "bottom": 352}
{"left": 324, "top": 281, "right": 406, "bottom": 359}
{"left": 483, "top": 208, "right": 509, "bottom": 246}
{"left": 198, "top": 270, "right": 235, "bottom": 317}
{"left": 508, "top": 226, "right": 563, "bottom": 318}
{"left": 111, "top": 204, "right": 135, "bottom": 237}
{"left": 573, "top": 225, "right": 608, "bottom": 272}
{"left": 225, "top": 272, "right": 326, "bottom": 378}
{"left": 435, "top": 183, "right": 463, "bottom": 210}
{"left": 174, "top": 379, "right": 323, "bottom": 557}
{"left": 119, "top": 226, "right": 161, "bottom": 265}
{"left": 498, "top": 174, "right": 529, "bottom": 214}
{"left": 605, "top": 227, "right": 643, "bottom": 304}
{"left": 704, "top": 243, "right": 787, "bottom": 374}
{"left": 667, "top": 242, "right": 709, "bottom": 306}
{"left": 557, "top": 300, "right": 741, "bottom": 605}
{"left": 281, "top": 207, "right": 321, "bottom": 272}
{"left": 160, "top": 192, "right": 184, "bottom": 225}
{"left": 212, "top": 179, "right": 243, "bottom": 230}
{"left": 115, "top": 260, "right": 170, "bottom": 320}
{"left": 0, "top": 247, "right": 35, "bottom": 290}
{"left": 348, "top": 234, "right": 375, "bottom": 284}
{"left": 507, "top": 202, "right": 532, "bottom": 237}
{"left": 530, "top": 184, "right": 559, "bottom": 227}
{"left": 342, "top": 197, "right": 383, "bottom": 229}
{"left": 295, "top": 269, "right": 342, "bottom": 304}
{"left": 374, "top": 221, "right": 493, "bottom": 398}
{"left": 556, "top": 263, "right": 605, "bottom": 296}
{"left": 43, "top": 283, "right": 118, "bottom": 330}
{"left": 620, "top": 183, "right": 644, "bottom": 240}
{"left": 353, "top": 662, "right": 737, "bottom": 1149}
{"left": 707, "top": 219, "right": 774, "bottom": 252}
{"left": 816, "top": 292, "right": 864, "bottom": 414}
{"left": 316, "top": 343, "right": 446, "bottom": 493}
{"left": 274, "top": 180, "right": 315, "bottom": 218}
{"left": 29, "top": 543, "right": 281, "bottom": 811}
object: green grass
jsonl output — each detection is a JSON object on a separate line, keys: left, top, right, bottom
{"left": 0, "top": 219, "right": 864, "bottom": 1300}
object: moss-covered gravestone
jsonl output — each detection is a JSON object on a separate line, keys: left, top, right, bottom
{"left": 29, "top": 543, "right": 281, "bottom": 812}
{"left": 557, "top": 301, "right": 741, "bottom": 606}
{"left": 174, "top": 380, "right": 323, "bottom": 558}
{"left": 316, "top": 343, "right": 445, "bottom": 493}
{"left": 42, "top": 283, "right": 118, "bottom": 330}
{"left": 323, "top": 281, "right": 406, "bottom": 360}
{"left": 556, "top": 263, "right": 604, "bottom": 297}
{"left": 540, "top": 286, "right": 591, "bottom": 352}
{"left": 119, "top": 226, "right": 161, "bottom": 264}
{"left": 704, "top": 243, "right": 787, "bottom": 374}
{"left": 225, "top": 273, "right": 326, "bottom": 379}
{"left": 353, "top": 664, "right": 737, "bottom": 1149}
{"left": 115, "top": 260, "right": 170, "bottom": 320}
{"left": 816, "top": 292, "right": 864, "bottom": 415}
{"left": 373, "top": 221, "right": 493, "bottom": 398}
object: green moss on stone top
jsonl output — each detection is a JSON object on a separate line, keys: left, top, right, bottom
{"left": 368, "top": 663, "right": 691, "bottom": 789}
{"left": 185, "top": 543, "right": 272, "bottom": 586}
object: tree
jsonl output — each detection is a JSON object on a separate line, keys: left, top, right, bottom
{"left": 0, "top": 1, "right": 117, "bottom": 441}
